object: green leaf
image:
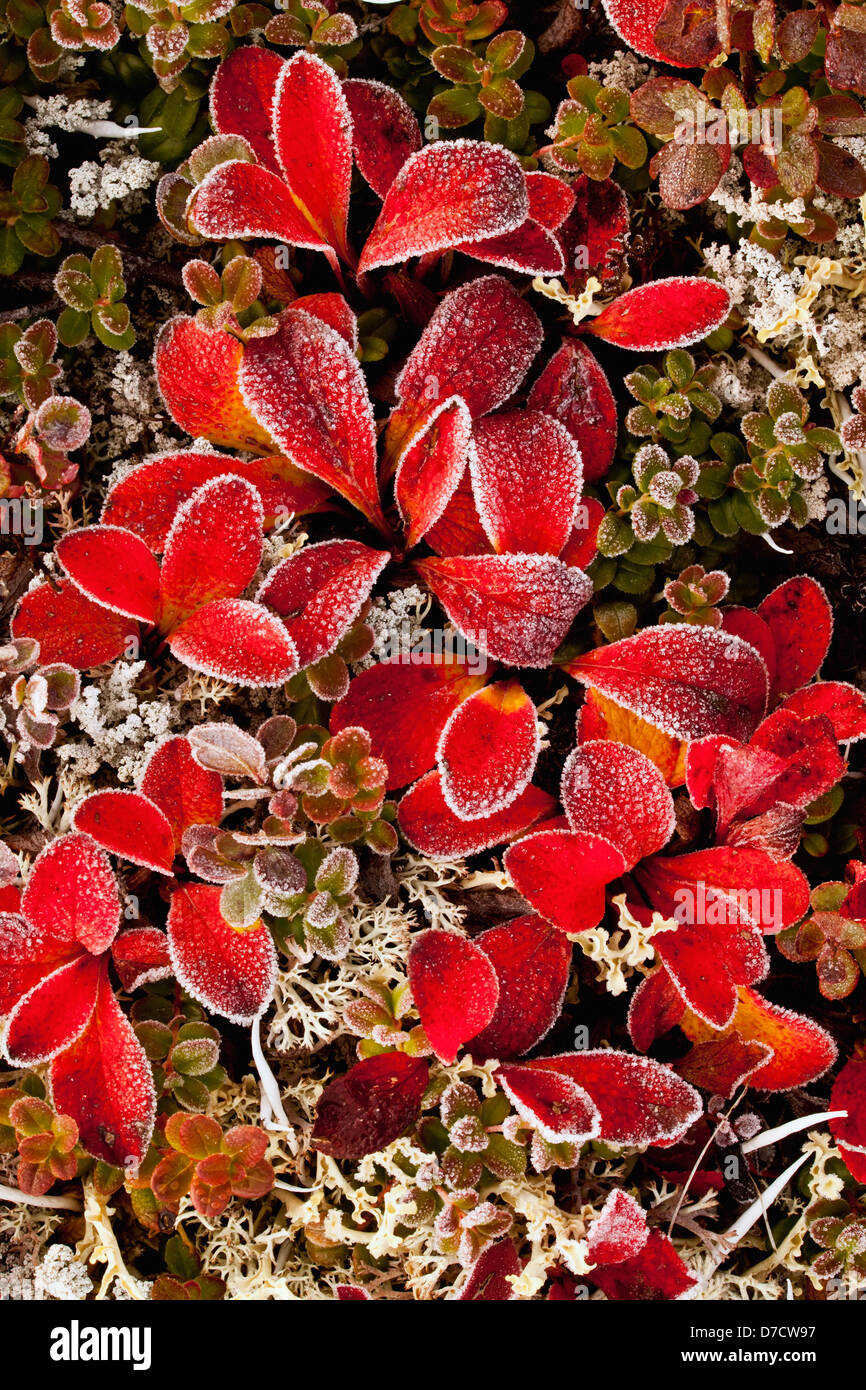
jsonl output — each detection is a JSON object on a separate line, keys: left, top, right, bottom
{"left": 0, "top": 224, "right": 25, "bottom": 275}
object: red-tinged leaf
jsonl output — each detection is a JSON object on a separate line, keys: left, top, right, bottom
{"left": 458, "top": 218, "right": 566, "bottom": 276}
{"left": 565, "top": 626, "right": 769, "bottom": 742}
{"left": 395, "top": 397, "right": 473, "bottom": 550}
{"left": 50, "top": 964, "right": 156, "bottom": 1168}
{"left": 167, "top": 884, "right": 277, "bottom": 1025}
{"left": 497, "top": 1063, "right": 600, "bottom": 1143}
{"left": 408, "top": 928, "right": 498, "bottom": 1064}
{"left": 168, "top": 598, "right": 299, "bottom": 688}
{"left": 829, "top": 1059, "right": 866, "bottom": 1156}
{"left": 685, "top": 734, "right": 737, "bottom": 810}
{"left": 577, "top": 688, "right": 689, "bottom": 788}
{"left": 460, "top": 1239, "right": 523, "bottom": 1300}
{"left": 111, "top": 927, "right": 172, "bottom": 993}
{"left": 749, "top": 708, "right": 846, "bottom": 809}
{"left": 158, "top": 476, "right": 264, "bottom": 629}
{"left": 73, "top": 791, "right": 176, "bottom": 875}
{"left": 601, "top": 0, "right": 693, "bottom": 66}
{"left": 425, "top": 471, "right": 493, "bottom": 558}
{"left": 273, "top": 53, "right": 353, "bottom": 261}
{"left": 55, "top": 526, "right": 161, "bottom": 625}
{"left": 332, "top": 659, "right": 488, "bottom": 790}
{"left": 259, "top": 538, "right": 388, "bottom": 668}
{"left": 211, "top": 45, "right": 285, "bottom": 176}
{"left": 437, "top": 679, "right": 539, "bottom": 820}
{"left": 358, "top": 139, "right": 528, "bottom": 275}
{"left": 638, "top": 846, "right": 810, "bottom": 933}
{"left": 291, "top": 293, "right": 357, "bottom": 349}
{"left": 0, "top": 914, "right": 81, "bottom": 1019}
{"left": 681, "top": 987, "right": 837, "bottom": 1091}
{"left": 721, "top": 606, "right": 777, "bottom": 685}
{"left": 337, "top": 1285, "right": 371, "bottom": 1301}
{"left": 559, "top": 175, "right": 630, "bottom": 295}
{"left": 588, "top": 1189, "right": 649, "bottom": 1265}
{"left": 416, "top": 553, "right": 592, "bottom": 669}
{"left": 504, "top": 829, "right": 626, "bottom": 935}
{"left": 589, "top": 1229, "right": 696, "bottom": 1301}
{"left": 780, "top": 681, "right": 866, "bottom": 743}
{"left": 0, "top": 886, "right": 20, "bottom": 913}
{"left": 103, "top": 451, "right": 332, "bottom": 553}
{"left": 470, "top": 410, "right": 583, "bottom": 556}
{"left": 585, "top": 278, "right": 732, "bottom": 351}
{"left": 12, "top": 579, "right": 132, "bottom": 670}
{"left": 23, "top": 832, "right": 123, "bottom": 955}
{"left": 525, "top": 172, "right": 575, "bottom": 230}
{"left": 4, "top": 953, "right": 100, "bottom": 1066}
{"left": 469, "top": 914, "right": 572, "bottom": 1062}
{"left": 399, "top": 771, "right": 555, "bottom": 858}
{"left": 241, "top": 309, "right": 384, "bottom": 529}
{"left": 561, "top": 741, "right": 675, "bottom": 870}
{"left": 657, "top": 920, "right": 761, "bottom": 1030}
{"left": 676, "top": 1032, "right": 773, "bottom": 1098}
{"left": 155, "top": 317, "right": 276, "bottom": 454}
{"left": 560, "top": 498, "right": 605, "bottom": 569}
{"left": 526, "top": 1050, "right": 702, "bottom": 1146}
{"left": 389, "top": 276, "right": 543, "bottom": 456}
{"left": 343, "top": 78, "right": 422, "bottom": 199}
{"left": 313, "top": 1052, "right": 428, "bottom": 1160}
{"left": 189, "top": 160, "right": 330, "bottom": 251}
{"left": 140, "top": 736, "right": 223, "bottom": 851}
{"left": 757, "top": 575, "right": 833, "bottom": 701}
{"left": 627, "top": 967, "right": 686, "bottom": 1052}
{"left": 528, "top": 341, "right": 618, "bottom": 484}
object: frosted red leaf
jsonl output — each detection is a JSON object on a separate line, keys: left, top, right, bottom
{"left": 408, "top": 928, "right": 499, "bottom": 1064}
{"left": 395, "top": 397, "right": 473, "bottom": 550}
{"left": 588, "top": 1229, "right": 697, "bottom": 1301}
{"left": 4, "top": 953, "right": 101, "bottom": 1067}
{"left": 73, "top": 791, "right": 176, "bottom": 875}
{"left": 437, "top": 679, "right": 540, "bottom": 820}
{"left": 0, "top": 913, "right": 81, "bottom": 1018}
{"left": 587, "top": 1189, "right": 649, "bottom": 1265}
{"left": 291, "top": 292, "right": 358, "bottom": 349}
{"left": 565, "top": 625, "right": 769, "bottom": 742}
{"left": 425, "top": 471, "right": 493, "bottom": 558}
{"left": 343, "top": 78, "right": 422, "bottom": 198}
{"left": 273, "top": 53, "right": 353, "bottom": 262}
{"left": 331, "top": 659, "right": 488, "bottom": 790}
{"left": 504, "top": 829, "right": 626, "bottom": 935}
{"left": 639, "top": 845, "right": 810, "bottom": 933}
{"left": 721, "top": 606, "right": 777, "bottom": 684}
{"left": 525, "top": 1050, "right": 703, "bottom": 1146}
{"left": 585, "top": 278, "right": 732, "bottom": 350}
{"left": 110, "top": 926, "right": 173, "bottom": 993}
{"left": 56, "top": 526, "right": 161, "bottom": 624}
{"left": 159, "top": 476, "right": 264, "bottom": 629}
{"left": 12, "top": 579, "right": 131, "bottom": 670}
{"left": 140, "top": 736, "right": 224, "bottom": 852}
{"left": 561, "top": 741, "right": 675, "bottom": 870}
{"left": 50, "top": 963, "right": 156, "bottom": 1167}
{"left": 685, "top": 734, "right": 738, "bottom": 811}
{"left": 155, "top": 316, "right": 275, "bottom": 453}
{"left": 830, "top": 1059, "right": 866, "bottom": 1158}
{"left": 497, "top": 1064, "right": 600, "bottom": 1143}
{"left": 460, "top": 1239, "right": 523, "bottom": 1301}
{"left": 358, "top": 140, "right": 529, "bottom": 274}
{"left": 676, "top": 1032, "right": 774, "bottom": 1098}
{"left": 167, "top": 598, "right": 300, "bottom": 688}
{"left": 468, "top": 914, "right": 572, "bottom": 1062}
{"left": 749, "top": 709, "right": 846, "bottom": 809}
{"left": 167, "top": 884, "right": 277, "bottom": 1025}
{"left": 780, "top": 681, "right": 866, "bottom": 742}
{"left": 470, "top": 411, "right": 583, "bottom": 556}
{"left": 259, "top": 539, "right": 389, "bottom": 668}
{"left": 682, "top": 987, "right": 837, "bottom": 1091}
{"left": 337, "top": 1286, "right": 371, "bottom": 1302}
{"left": 601, "top": 0, "right": 693, "bottom": 66}
{"left": 23, "top": 832, "right": 123, "bottom": 955}
{"left": 656, "top": 915, "right": 769, "bottom": 1030}
{"left": 528, "top": 341, "right": 618, "bottom": 484}
{"left": 240, "top": 309, "right": 384, "bottom": 529}
{"left": 312, "top": 1052, "right": 428, "bottom": 1160}
{"left": 210, "top": 45, "right": 285, "bottom": 176}
{"left": 560, "top": 498, "right": 606, "bottom": 570}
{"left": 416, "top": 553, "right": 592, "bottom": 668}
{"left": 757, "top": 575, "right": 832, "bottom": 701}
{"left": 525, "top": 172, "right": 576, "bottom": 230}
{"left": 457, "top": 218, "right": 566, "bottom": 276}
{"left": 558, "top": 175, "right": 630, "bottom": 294}
{"left": 627, "top": 968, "right": 686, "bottom": 1052}
{"left": 398, "top": 771, "right": 554, "bottom": 858}
{"left": 189, "top": 160, "right": 331, "bottom": 251}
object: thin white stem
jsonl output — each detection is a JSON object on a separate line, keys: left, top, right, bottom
{"left": 742, "top": 342, "right": 788, "bottom": 380}
{"left": 251, "top": 1017, "right": 297, "bottom": 1149}
{"left": 762, "top": 531, "right": 794, "bottom": 554}
{"left": 0, "top": 1181, "right": 81, "bottom": 1211}
{"left": 720, "top": 1150, "right": 811, "bottom": 1249}
{"left": 740, "top": 1110, "right": 848, "bottom": 1154}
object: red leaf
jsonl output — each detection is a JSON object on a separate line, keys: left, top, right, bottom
{"left": 565, "top": 625, "right": 769, "bottom": 742}
{"left": 585, "top": 278, "right": 731, "bottom": 350}
{"left": 561, "top": 741, "right": 675, "bottom": 870}
{"left": 312, "top": 1052, "right": 429, "bottom": 1160}
{"left": 395, "top": 397, "right": 473, "bottom": 550}
{"left": 399, "top": 771, "right": 554, "bottom": 858}
{"left": 358, "top": 140, "right": 529, "bottom": 274}
{"left": 416, "top": 553, "right": 592, "bottom": 668}
{"left": 273, "top": 53, "right": 353, "bottom": 262}
{"left": 73, "top": 791, "right": 176, "bottom": 875}
{"left": 425, "top": 471, "right": 493, "bottom": 558}
{"left": 460, "top": 1239, "right": 523, "bottom": 1300}
{"left": 588, "top": 1189, "right": 649, "bottom": 1265}
{"left": 12, "top": 579, "right": 131, "bottom": 669}
{"left": 155, "top": 317, "right": 275, "bottom": 453}
{"left": 685, "top": 734, "right": 736, "bottom": 810}
{"left": 525, "top": 172, "right": 575, "bottom": 230}
{"left": 468, "top": 914, "right": 572, "bottom": 1061}
{"left": 682, "top": 987, "right": 837, "bottom": 1091}
{"left": 721, "top": 606, "right": 778, "bottom": 684}
{"left": 829, "top": 1059, "right": 866, "bottom": 1156}
{"left": 560, "top": 497, "right": 605, "bottom": 570}
{"left": 601, "top": 0, "right": 694, "bottom": 66}
{"left": 159, "top": 476, "right": 264, "bottom": 628}
{"left": 504, "top": 829, "right": 625, "bottom": 935}
{"left": 0, "top": 914, "right": 81, "bottom": 1018}
{"left": 639, "top": 845, "right": 810, "bottom": 932}
{"left": 111, "top": 926, "right": 172, "bottom": 993}
{"left": 140, "top": 736, "right": 224, "bottom": 852}
{"left": 458, "top": 218, "right": 566, "bottom": 276}
{"left": 23, "top": 832, "right": 122, "bottom": 954}
{"left": 558, "top": 175, "right": 629, "bottom": 294}
{"left": 56, "top": 526, "right": 161, "bottom": 624}
{"left": 50, "top": 963, "right": 156, "bottom": 1167}
{"left": 190, "top": 160, "right": 330, "bottom": 250}
{"left": 336, "top": 1285, "right": 371, "bottom": 1301}
{"left": 470, "top": 410, "right": 583, "bottom": 556}
{"left": 757, "top": 575, "right": 832, "bottom": 701}
{"left": 437, "top": 679, "right": 539, "bottom": 820}
{"left": 4, "top": 953, "right": 100, "bottom": 1066}
{"left": 167, "top": 598, "right": 299, "bottom": 688}
{"left": 167, "top": 884, "right": 277, "bottom": 1025}
{"left": 589, "top": 1229, "right": 696, "bottom": 1300}
{"left": 525, "top": 1050, "right": 702, "bottom": 1146}
{"left": 528, "top": 341, "right": 618, "bottom": 484}
{"left": 258, "top": 538, "right": 389, "bottom": 668}
{"left": 780, "top": 680, "right": 866, "bottom": 743}
{"left": 332, "top": 658, "right": 487, "bottom": 790}
{"left": 749, "top": 709, "right": 846, "bottom": 809}
{"left": 408, "top": 928, "right": 498, "bottom": 1064}
{"left": 241, "top": 309, "right": 385, "bottom": 529}
{"left": 343, "top": 78, "right": 422, "bottom": 198}
{"left": 291, "top": 292, "right": 358, "bottom": 349}
{"left": 676, "top": 1032, "right": 773, "bottom": 1098}
{"left": 497, "top": 1063, "right": 600, "bottom": 1143}
{"left": 628, "top": 968, "right": 686, "bottom": 1052}
{"left": 211, "top": 45, "right": 285, "bottom": 176}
